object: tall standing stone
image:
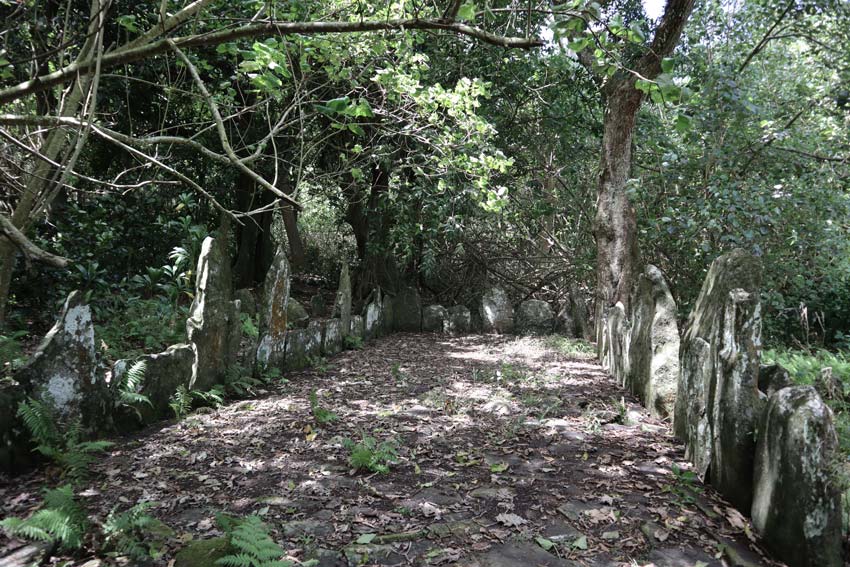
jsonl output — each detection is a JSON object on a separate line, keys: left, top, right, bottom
{"left": 335, "top": 264, "right": 352, "bottom": 337}
{"left": 256, "top": 244, "right": 290, "bottom": 369}
{"left": 16, "top": 291, "right": 109, "bottom": 428}
{"left": 752, "top": 386, "right": 842, "bottom": 567}
{"left": 422, "top": 305, "right": 448, "bottom": 333}
{"left": 480, "top": 286, "right": 513, "bottom": 334}
{"left": 627, "top": 265, "right": 680, "bottom": 418}
{"left": 187, "top": 233, "right": 240, "bottom": 390}
{"left": 391, "top": 286, "right": 422, "bottom": 332}
{"left": 363, "top": 288, "right": 383, "bottom": 339}
{"left": 445, "top": 306, "right": 471, "bottom": 335}
{"left": 604, "top": 303, "right": 630, "bottom": 386}
{"left": 673, "top": 249, "right": 762, "bottom": 512}
{"left": 515, "top": 300, "right": 555, "bottom": 335}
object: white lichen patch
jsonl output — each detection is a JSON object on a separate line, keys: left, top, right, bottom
{"left": 45, "top": 372, "right": 79, "bottom": 413}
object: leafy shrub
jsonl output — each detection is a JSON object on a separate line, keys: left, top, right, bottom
{"left": 169, "top": 385, "right": 225, "bottom": 419}
{"left": 0, "top": 484, "right": 88, "bottom": 550}
{"left": 215, "top": 514, "right": 291, "bottom": 567}
{"left": 241, "top": 313, "right": 259, "bottom": 339}
{"left": 343, "top": 335, "right": 363, "bottom": 350}
{"left": 17, "top": 399, "right": 113, "bottom": 482}
{"left": 96, "top": 297, "right": 187, "bottom": 361}
{"left": 309, "top": 390, "right": 338, "bottom": 425}
{"left": 343, "top": 435, "right": 398, "bottom": 474}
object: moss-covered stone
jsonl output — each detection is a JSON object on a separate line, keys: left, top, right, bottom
{"left": 174, "top": 537, "right": 231, "bottom": 567}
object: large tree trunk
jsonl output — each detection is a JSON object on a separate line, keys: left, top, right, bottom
{"left": 593, "top": 82, "right": 642, "bottom": 339}
{"left": 590, "top": 0, "right": 696, "bottom": 340}
{"left": 280, "top": 203, "right": 305, "bottom": 270}
{"left": 233, "top": 172, "right": 274, "bottom": 288}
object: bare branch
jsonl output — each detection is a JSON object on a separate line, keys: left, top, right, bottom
{"left": 0, "top": 215, "right": 69, "bottom": 268}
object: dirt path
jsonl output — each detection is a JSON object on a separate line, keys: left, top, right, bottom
{"left": 1, "top": 334, "right": 777, "bottom": 566}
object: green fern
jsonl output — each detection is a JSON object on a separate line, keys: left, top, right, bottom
{"left": 309, "top": 390, "right": 338, "bottom": 425}
{"left": 116, "top": 360, "right": 153, "bottom": 419}
{"left": 102, "top": 501, "right": 171, "bottom": 560}
{"left": 343, "top": 435, "right": 398, "bottom": 474}
{"left": 0, "top": 484, "right": 88, "bottom": 550}
{"left": 215, "top": 514, "right": 291, "bottom": 567}
{"left": 169, "top": 385, "right": 192, "bottom": 419}
{"left": 17, "top": 399, "right": 112, "bottom": 481}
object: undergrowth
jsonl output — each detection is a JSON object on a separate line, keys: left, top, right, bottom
{"left": 215, "top": 514, "right": 292, "bottom": 567}
{"left": 0, "top": 484, "right": 88, "bottom": 550}
{"left": 344, "top": 435, "right": 398, "bottom": 474}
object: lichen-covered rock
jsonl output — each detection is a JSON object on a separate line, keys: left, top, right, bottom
{"left": 256, "top": 245, "right": 290, "bottom": 369}
{"left": 174, "top": 538, "right": 231, "bottom": 567}
{"left": 322, "top": 319, "right": 343, "bottom": 356}
{"left": 673, "top": 249, "right": 762, "bottom": 512}
{"left": 16, "top": 291, "right": 110, "bottom": 429}
{"left": 422, "top": 305, "right": 448, "bottom": 332}
{"left": 381, "top": 292, "right": 394, "bottom": 334}
{"left": 480, "top": 287, "right": 513, "bottom": 334}
{"left": 627, "top": 265, "right": 680, "bottom": 419}
{"left": 112, "top": 344, "right": 193, "bottom": 422}
{"left": 603, "top": 303, "right": 630, "bottom": 386}
{"left": 187, "top": 235, "right": 240, "bottom": 391}
{"left": 569, "top": 285, "right": 592, "bottom": 340}
{"left": 363, "top": 289, "right": 383, "bottom": 339}
{"left": 350, "top": 315, "right": 365, "bottom": 340}
{"left": 390, "top": 286, "right": 421, "bottom": 332}
{"left": 284, "top": 321, "right": 323, "bottom": 370}
{"left": 758, "top": 364, "right": 792, "bottom": 398}
{"left": 233, "top": 288, "right": 256, "bottom": 318}
{"left": 287, "top": 298, "right": 310, "bottom": 329}
{"left": 752, "top": 386, "right": 842, "bottom": 567}
{"left": 515, "top": 300, "right": 555, "bottom": 335}
{"left": 335, "top": 264, "right": 352, "bottom": 336}
{"left": 445, "top": 306, "right": 471, "bottom": 335}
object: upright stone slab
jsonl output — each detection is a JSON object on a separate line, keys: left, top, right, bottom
{"left": 569, "top": 285, "right": 592, "bottom": 340}
{"left": 335, "top": 264, "right": 352, "bottom": 336}
{"left": 391, "top": 286, "right": 421, "bottom": 332}
{"left": 381, "top": 292, "right": 394, "bottom": 334}
{"left": 112, "top": 344, "right": 193, "bottom": 422}
{"left": 752, "top": 386, "right": 842, "bottom": 567}
{"left": 604, "top": 303, "right": 630, "bottom": 386}
{"left": 16, "top": 291, "right": 109, "bottom": 428}
{"left": 187, "top": 235, "right": 240, "bottom": 391}
{"left": 480, "top": 286, "right": 513, "bottom": 334}
{"left": 287, "top": 298, "right": 310, "bottom": 329}
{"left": 445, "top": 306, "right": 471, "bottom": 335}
{"left": 422, "top": 305, "right": 448, "bottom": 332}
{"left": 515, "top": 300, "right": 555, "bottom": 335}
{"left": 322, "top": 319, "right": 343, "bottom": 356}
{"left": 363, "top": 289, "right": 383, "bottom": 339}
{"left": 350, "top": 315, "right": 365, "bottom": 340}
{"left": 284, "top": 321, "right": 322, "bottom": 370}
{"left": 673, "top": 249, "right": 762, "bottom": 512}
{"left": 256, "top": 245, "right": 290, "bottom": 369}
{"left": 627, "top": 265, "right": 680, "bottom": 418}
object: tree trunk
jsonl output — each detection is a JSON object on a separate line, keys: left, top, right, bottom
{"left": 280, "top": 204, "right": 305, "bottom": 270}
{"left": 593, "top": 81, "right": 642, "bottom": 339}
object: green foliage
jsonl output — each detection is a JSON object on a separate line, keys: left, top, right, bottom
{"left": 0, "top": 330, "right": 27, "bottom": 380}
{"left": 214, "top": 514, "right": 291, "bottom": 567}
{"left": 343, "top": 435, "right": 398, "bottom": 474}
{"left": 103, "top": 502, "right": 171, "bottom": 560}
{"left": 544, "top": 336, "right": 596, "bottom": 358}
{"left": 309, "top": 390, "right": 338, "bottom": 425}
{"left": 97, "top": 298, "right": 188, "bottom": 361}
{"left": 241, "top": 313, "right": 259, "bottom": 339}
{"left": 169, "top": 385, "right": 226, "bottom": 419}
{"left": 17, "top": 399, "right": 113, "bottom": 482}
{"left": 115, "top": 360, "right": 153, "bottom": 420}
{"left": 0, "top": 485, "right": 88, "bottom": 550}
{"left": 343, "top": 335, "right": 363, "bottom": 350}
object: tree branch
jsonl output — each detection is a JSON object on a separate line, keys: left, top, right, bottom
{"left": 0, "top": 18, "right": 541, "bottom": 106}
{"left": 0, "top": 215, "right": 69, "bottom": 268}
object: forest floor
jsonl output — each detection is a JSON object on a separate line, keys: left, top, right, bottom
{"left": 1, "top": 333, "right": 779, "bottom": 567}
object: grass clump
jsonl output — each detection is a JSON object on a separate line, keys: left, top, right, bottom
{"left": 544, "top": 335, "right": 596, "bottom": 358}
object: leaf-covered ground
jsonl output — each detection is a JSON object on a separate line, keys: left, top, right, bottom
{"left": 1, "top": 333, "right": 778, "bottom": 566}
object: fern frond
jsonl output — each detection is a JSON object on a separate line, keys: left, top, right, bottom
{"left": 17, "top": 398, "right": 60, "bottom": 447}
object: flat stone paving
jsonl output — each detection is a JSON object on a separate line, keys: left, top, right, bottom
{"left": 0, "top": 334, "right": 778, "bottom": 566}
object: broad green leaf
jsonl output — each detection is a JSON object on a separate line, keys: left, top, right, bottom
{"left": 572, "top": 535, "right": 588, "bottom": 549}
{"left": 661, "top": 58, "right": 675, "bottom": 74}
{"left": 457, "top": 3, "right": 476, "bottom": 21}
{"left": 535, "top": 536, "right": 555, "bottom": 550}
{"left": 356, "top": 533, "right": 376, "bottom": 544}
